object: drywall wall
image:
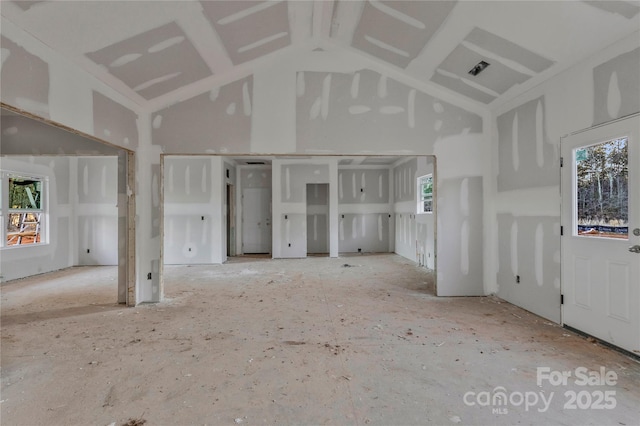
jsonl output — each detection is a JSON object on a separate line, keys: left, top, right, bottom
{"left": 163, "top": 156, "right": 215, "bottom": 264}
{"left": 151, "top": 77, "right": 253, "bottom": 154}
{"left": 492, "top": 32, "right": 639, "bottom": 322}
{"left": 163, "top": 156, "right": 236, "bottom": 265}
{"left": 392, "top": 157, "right": 435, "bottom": 270}
{"left": 338, "top": 167, "right": 391, "bottom": 253}
{"left": 75, "top": 157, "right": 118, "bottom": 266}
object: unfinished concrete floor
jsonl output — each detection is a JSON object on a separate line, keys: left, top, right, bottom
{"left": 1, "top": 254, "right": 639, "bottom": 425}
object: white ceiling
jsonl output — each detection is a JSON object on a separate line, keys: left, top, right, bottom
{"left": 2, "top": 0, "right": 639, "bottom": 112}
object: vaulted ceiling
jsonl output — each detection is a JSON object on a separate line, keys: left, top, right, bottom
{"left": 2, "top": 0, "right": 639, "bottom": 112}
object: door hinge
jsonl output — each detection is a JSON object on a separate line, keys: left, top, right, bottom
{"left": 560, "top": 157, "right": 563, "bottom": 167}
{"left": 561, "top": 294, "right": 564, "bottom": 305}
{"left": 560, "top": 226, "right": 564, "bottom": 236}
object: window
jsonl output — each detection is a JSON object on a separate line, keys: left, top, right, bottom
{"left": 2, "top": 174, "right": 45, "bottom": 247}
{"left": 417, "top": 174, "right": 433, "bottom": 214}
{"left": 574, "top": 137, "right": 628, "bottom": 239}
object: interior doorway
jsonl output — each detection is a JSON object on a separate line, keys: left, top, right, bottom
{"left": 242, "top": 187, "right": 272, "bottom": 254}
{"left": 306, "top": 183, "right": 329, "bottom": 255}
{"left": 561, "top": 113, "right": 639, "bottom": 354}
{"left": 0, "top": 105, "right": 136, "bottom": 306}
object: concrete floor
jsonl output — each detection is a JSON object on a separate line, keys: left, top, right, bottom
{"left": 1, "top": 254, "right": 639, "bottom": 425}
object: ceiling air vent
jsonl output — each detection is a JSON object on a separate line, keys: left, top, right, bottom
{"left": 468, "top": 60, "right": 490, "bottom": 76}
{"left": 246, "top": 161, "right": 265, "bottom": 165}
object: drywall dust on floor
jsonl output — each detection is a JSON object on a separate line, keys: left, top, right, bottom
{"left": 1, "top": 255, "right": 639, "bottom": 425}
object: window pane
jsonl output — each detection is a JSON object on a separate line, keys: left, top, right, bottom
{"left": 7, "top": 212, "right": 41, "bottom": 245}
{"left": 575, "top": 137, "right": 628, "bottom": 239}
{"left": 9, "top": 177, "right": 42, "bottom": 209}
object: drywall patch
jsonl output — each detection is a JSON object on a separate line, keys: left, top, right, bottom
{"left": 152, "top": 76, "right": 252, "bottom": 153}
{"left": 0, "top": 36, "right": 50, "bottom": 118}
{"left": 593, "top": 47, "right": 640, "bottom": 126}
{"left": 497, "top": 96, "right": 558, "bottom": 191}
{"left": 92, "top": 91, "right": 139, "bottom": 149}
{"left": 296, "top": 69, "right": 482, "bottom": 153}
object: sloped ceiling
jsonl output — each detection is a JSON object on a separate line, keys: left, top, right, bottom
{"left": 1, "top": 0, "right": 639, "bottom": 111}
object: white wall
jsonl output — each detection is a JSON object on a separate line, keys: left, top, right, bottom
{"left": 490, "top": 33, "right": 640, "bottom": 322}
{"left": 75, "top": 157, "right": 119, "bottom": 266}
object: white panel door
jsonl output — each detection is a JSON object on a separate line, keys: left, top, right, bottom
{"left": 561, "top": 114, "right": 639, "bottom": 354}
{"left": 242, "top": 188, "right": 272, "bottom": 254}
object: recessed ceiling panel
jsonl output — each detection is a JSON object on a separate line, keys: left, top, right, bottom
{"left": 86, "top": 22, "right": 212, "bottom": 100}
{"left": 351, "top": 0, "right": 457, "bottom": 69}
{"left": 439, "top": 44, "right": 530, "bottom": 95}
{"left": 201, "top": 0, "right": 291, "bottom": 65}
{"left": 432, "top": 27, "right": 556, "bottom": 104}
{"left": 465, "top": 28, "right": 555, "bottom": 74}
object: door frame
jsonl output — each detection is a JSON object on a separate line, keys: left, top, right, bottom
{"left": 560, "top": 112, "right": 639, "bottom": 352}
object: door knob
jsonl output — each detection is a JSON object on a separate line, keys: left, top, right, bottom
{"left": 629, "top": 245, "right": 640, "bottom": 254}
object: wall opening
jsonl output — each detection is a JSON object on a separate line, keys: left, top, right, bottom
{"left": 0, "top": 105, "right": 136, "bottom": 306}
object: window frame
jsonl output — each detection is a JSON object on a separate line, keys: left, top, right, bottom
{"left": 1, "top": 171, "right": 48, "bottom": 248}
{"left": 417, "top": 173, "right": 434, "bottom": 214}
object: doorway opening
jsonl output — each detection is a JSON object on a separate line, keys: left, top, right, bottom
{"left": 0, "top": 105, "right": 136, "bottom": 306}
{"left": 307, "top": 183, "right": 329, "bottom": 256}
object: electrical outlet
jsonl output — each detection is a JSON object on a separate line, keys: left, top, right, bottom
{"left": 288, "top": 243, "right": 291, "bottom": 247}
{"left": 516, "top": 275, "right": 520, "bottom": 283}
{"left": 147, "top": 272, "right": 152, "bottom": 280}
{"left": 86, "top": 249, "right": 90, "bottom": 253}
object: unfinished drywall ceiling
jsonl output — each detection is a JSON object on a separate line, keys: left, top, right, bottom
{"left": 431, "top": 28, "right": 555, "bottom": 104}
{"left": 349, "top": 0, "right": 457, "bottom": 69}
{"left": 2, "top": 1, "right": 638, "bottom": 109}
